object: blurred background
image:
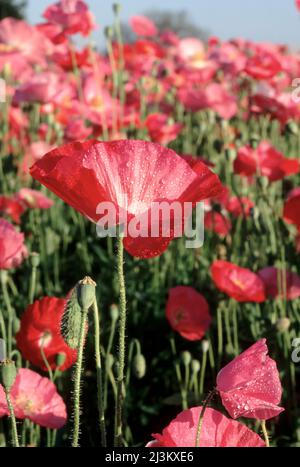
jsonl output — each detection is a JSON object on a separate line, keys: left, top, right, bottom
{"left": 0, "top": 0, "right": 299, "bottom": 48}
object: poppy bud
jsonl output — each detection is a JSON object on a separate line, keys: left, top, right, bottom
{"left": 0, "top": 360, "right": 17, "bottom": 391}
{"left": 276, "top": 318, "right": 291, "bottom": 333}
{"left": 191, "top": 359, "right": 201, "bottom": 374}
{"left": 286, "top": 121, "right": 299, "bottom": 136}
{"left": 76, "top": 277, "right": 97, "bottom": 311}
{"left": 62, "top": 287, "right": 84, "bottom": 349}
{"left": 104, "top": 26, "right": 114, "bottom": 39}
{"left": 250, "top": 134, "right": 260, "bottom": 149}
{"left": 110, "top": 304, "right": 119, "bottom": 322}
{"left": 181, "top": 351, "right": 192, "bottom": 367}
{"left": 106, "top": 354, "right": 114, "bottom": 370}
{"left": 133, "top": 354, "right": 146, "bottom": 379}
{"left": 202, "top": 340, "right": 210, "bottom": 354}
{"left": 30, "top": 252, "right": 40, "bottom": 268}
{"left": 13, "top": 317, "right": 20, "bottom": 334}
{"left": 112, "top": 3, "right": 122, "bottom": 14}
{"left": 56, "top": 353, "right": 66, "bottom": 368}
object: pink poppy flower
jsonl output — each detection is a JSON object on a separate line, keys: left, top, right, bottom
{"left": 296, "top": 0, "right": 300, "bottom": 11}
{"left": 30, "top": 140, "right": 222, "bottom": 259}
{"left": 0, "top": 18, "right": 52, "bottom": 65}
{"left": 148, "top": 407, "right": 265, "bottom": 447}
{"left": 258, "top": 267, "right": 300, "bottom": 301}
{"left": 0, "top": 219, "right": 28, "bottom": 270}
{"left": 177, "top": 38, "right": 206, "bottom": 68}
{"left": 0, "top": 369, "right": 67, "bottom": 429}
{"left": 234, "top": 142, "right": 300, "bottom": 183}
{"left": 166, "top": 287, "right": 211, "bottom": 341}
{"left": 15, "top": 189, "right": 54, "bottom": 210}
{"left": 245, "top": 51, "right": 282, "bottom": 80}
{"left": 19, "top": 142, "right": 54, "bottom": 178}
{"left": 217, "top": 339, "right": 284, "bottom": 421}
{"left": 130, "top": 16, "right": 158, "bottom": 37}
{"left": 211, "top": 260, "right": 266, "bottom": 303}
{"left": 145, "top": 113, "right": 183, "bottom": 145}
{"left": 43, "top": 0, "right": 96, "bottom": 37}
{"left": 13, "top": 72, "right": 63, "bottom": 105}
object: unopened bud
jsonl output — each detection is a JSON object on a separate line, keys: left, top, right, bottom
{"left": 276, "top": 318, "right": 291, "bottom": 333}
{"left": 13, "top": 317, "right": 20, "bottom": 334}
{"left": 181, "top": 351, "right": 192, "bottom": 367}
{"left": 191, "top": 359, "right": 201, "bottom": 374}
{"left": 110, "top": 304, "right": 119, "bottom": 322}
{"left": 202, "top": 340, "right": 210, "bottom": 354}
{"left": 112, "top": 3, "right": 122, "bottom": 14}
{"left": 0, "top": 360, "right": 17, "bottom": 391}
{"left": 56, "top": 353, "right": 66, "bottom": 368}
{"left": 250, "top": 134, "right": 260, "bottom": 149}
{"left": 76, "top": 277, "right": 96, "bottom": 311}
{"left": 286, "top": 121, "right": 299, "bottom": 136}
{"left": 133, "top": 354, "right": 146, "bottom": 379}
{"left": 104, "top": 26, "right": 114, "bottom": 39}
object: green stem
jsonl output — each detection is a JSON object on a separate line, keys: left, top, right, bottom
{"left": 261, "top": 421, "right": 270, "bottom": 447}
{"left": 114, "top": 235, "right": 127, "bottom": 447}
{"left": 195, "top": 390, "right": 216, "bottom": 447}
{"left": 92, "top": 300, "right": 107, "bottom": 447}
{"left": 72, "top": 308, "right": 88, "bottom": 448}
{"left": 0, "top": 271, "right": 14, "bottom": 357}
{"left": 5, "top": 389, "right": 19, "bottom": 447}
{"left": 29, "top": 266, "right": 37, "bottom": 304}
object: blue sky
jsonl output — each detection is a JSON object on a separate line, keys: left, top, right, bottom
{"left": 27, "top": 0, "right": 300, "bottom": 47}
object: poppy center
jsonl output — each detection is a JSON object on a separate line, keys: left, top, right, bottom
{"left": 173, "top": 308, "right": 186, "bottom": 325}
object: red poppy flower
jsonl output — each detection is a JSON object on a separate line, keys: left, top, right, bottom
{"left": 16, "top": 297, "right": 77, "bottom": 371}
{"left": 0, "top": 219, "right": 28, "bottom": 270}
{"left": 296, "top": 0, "right": 300, "bottom": 11}
{"left": 205, "top": 211, "right": 232, "bottom": 237}
{"left": 258, "top": 267, "right": 300, "bottom": 300}
{"left": 245, "top": 52, "right": 282, "bottom": 80}
{"left": 166, "top": 287, "right": 211, "bottom": 341}
{"left": 0, "top": 196, "right": 26, "bottom": 224}
{"left": 147, "top": 407, "right": 265, "bottom": 447}
{"left": 234, "top": 142, "right": 300, "bottom": 183}
{"left": 130, "top": 16, "right": 158, "bottom": 37}
{"left": 145, "top": 113, "right": 183, "bottom": 146}
{"left": 217, "top": 339, "right": 284, "bottom": 421}
{"left": 225, "top": 196, "right": 254, "bottom": 218}
{"left": 0, "top": 368, "right": 67, "bottom": 429}
{"left": 43, "top": 0, "right": 96, "bottom": 37}
{"left": 283, "top": 188, "right": 300, "bottom": 230}
{"left": 30, "top": 140, "right": 222, "bottom": 259}
{"left": 211, "top": 260, "right": 266, "bottom": 303}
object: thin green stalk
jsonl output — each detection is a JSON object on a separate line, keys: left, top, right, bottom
{"left": 104, "top": 317, "right": 117, "bottom": 408}
{"left": 195, "top": 390, "right": 216, "bottom": 447}
{"left": 92, "top": 300, "right": 107, "bottom": 447}
{"left": 72, "top": 308, "right": 88, "bottom": 448}
{"left": 114, "top": 235, "right": 127, "bottom": 447}
{"left": 29, "top": 266, "right": 37, "bottom": 305}
{"left": 0, "top": 271, "right": 14, "bottom": 357}
{"left": 5, "top": 389, "right": 19, "bottom": 447}
{"left": 199, "top": 350, "right": 208, "bottom": 396}
{"left": 261, "top": 421, "right": 270, "bottom": 447}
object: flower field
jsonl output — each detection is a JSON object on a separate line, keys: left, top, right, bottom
{"left": 0, "top": 0, "right": 300, "bottom": 449}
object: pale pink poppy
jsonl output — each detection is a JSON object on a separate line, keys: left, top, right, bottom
{"left": 217, "top": 339, "right": 284, "bottom": 421}
{"left": 130, "top": 16, "right": 158, "bottom": 37}
{"left": 148, "top": 407, "right": 265, "bottom": 447}
{"left": 0, "top": 18, "right": 52, "bottom": 64}
{"left": 258, "top": 267, "right": 300, "bottom": 301}
{"left": 177, "top": 38, "right": 205, "bottom": 66}
{"left": 0, "top": 369, "right": 67, "bottom": 429}
{"left": 19, "top": 142, "right": 54, "bottom": 178}
{"left": 0, "top": 219, "right": 28, "bottom": 270}
{"left": 15, "top": 189, "right": 54, "bottom": 210}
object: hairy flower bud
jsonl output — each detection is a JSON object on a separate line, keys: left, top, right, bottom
{"left": 181, "top": 351, "right": 192, "bottom": 367}
{"left": 0, "top": 360, "right": 17, "bottom": 391}
{"left": 76, "top": 277, "right": 97, "bottom": 311}
{"left": 110, "top": 304, "right": 119, "bottom": 322}
{"left": 133, "top": 354, "right": 146, "bottom": 379}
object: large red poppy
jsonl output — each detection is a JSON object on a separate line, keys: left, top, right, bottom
{"left": 16, "top": 297, "right": 77, "bottom": 371}
{"left": 30, "top": 140, "right": 222, "bottom": 259}
{"left": 147, "top": 407, "right": 265, "bottom": 447}
{"left": 217, "top": 339, "right": 284, "bottom": 421}
{"left": 211, "top": 260, "right": 266, "bottom": 303}
{"left": 166, "top": 286, "right": 211, "bottom": 341}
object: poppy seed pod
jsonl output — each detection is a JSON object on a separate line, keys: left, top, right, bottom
{"left": 30, "top": 252, "right": 40, "bottom": 268}
{"left": 133, "top": 354, "right": 146, "bottom": 379}
{"left": 181, "top": 351, "right": 192, "bottom": 367}
{"left": 0, "top": 360, "right": 17, "bottom": 391}
{"left": 202, "top": 340, "right": 210, "bottom": 354}
{"left": 113, "top": 3, "right": 122, "bottom": 14}
{"left": 76, "top": 277, "right": 97, "bottom": 311}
